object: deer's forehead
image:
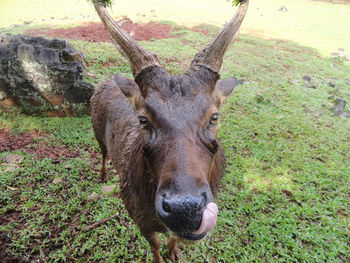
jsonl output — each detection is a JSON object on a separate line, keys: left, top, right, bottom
{"left": 143, "top": 91, "right": 215, "bottom": 126}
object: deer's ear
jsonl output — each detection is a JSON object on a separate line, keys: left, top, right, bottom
{"left": 212, "top": 77, "right": 239, "bottom": 107}
{"left": 114, "top": 74, "right": 144, "bottom": 110}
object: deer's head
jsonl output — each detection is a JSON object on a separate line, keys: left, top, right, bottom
{"left": 94, "top": 0, "right": 249, "bottom": 240}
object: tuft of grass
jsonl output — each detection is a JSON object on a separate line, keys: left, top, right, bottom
{"left": 232, "top": 0, "right": 244, "bottom": 6}
{"left": 87, "top": 0, "right": 114, "bottom": 7}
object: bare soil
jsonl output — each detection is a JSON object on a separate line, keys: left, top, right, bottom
{"left": 27, "top": 20, "right": 175, "bottom": 42}
{"left": 0, "top": 128, "right": 82, "bottom": 261}
{"left": 1, "top": 130, "right": 80, "bottom": 164}
{"left": 0, "top": 210, "right": 22, "bottom": 262}
{"left": 0, "top": 128, "right": 34, "bottom": 152}
{"left": 25, "top": 140, "right": 80, "bottom": 162}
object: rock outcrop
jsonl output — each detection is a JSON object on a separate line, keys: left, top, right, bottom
{"left": 0, "top": 34, "right": 94, "bottom": 116}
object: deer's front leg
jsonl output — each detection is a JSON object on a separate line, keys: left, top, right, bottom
{"left": 167, "top": 236, "right": 180, "bottom": 262}
{"left": 142, "top": 231, "right": 163, "bottom": 263}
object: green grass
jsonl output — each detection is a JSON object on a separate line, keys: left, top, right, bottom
{"left": 1, "top": 26, "right": 350, "bottom": 261}
{"left": 1, "top": 0, "right": 350, "bottom": 262}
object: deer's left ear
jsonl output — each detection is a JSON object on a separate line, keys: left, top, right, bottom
{"left": 212, "top": 77, "right": 240, "bottom": 107}
{"left": 114, "top": 74, "right": 144, "bottom": 110}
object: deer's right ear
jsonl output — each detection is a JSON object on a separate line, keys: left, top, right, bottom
{"left": 212, "top": 77, "right": 240, "bottom": 107}
{"left": 114, "top": 74, "right": 144, "bottom": 110}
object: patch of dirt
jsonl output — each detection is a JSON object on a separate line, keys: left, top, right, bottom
{"left": 25, "top": 141, "right": 80, "bottom": 163}
{"left": 1, "top": 130, "right": 84, "bottom": 261}
{"left": 27, "top": 19, "right": 176, "bottom": 42}
{"left": 0, "top": 206, "right": 62, "bottom": 262}
{"left": 102, "top": 60, "right": 116, "bottom": 68}
{"left": 0, "top": 231, "right": 20, "bottom": 262}
{"left": 0, "top": 127, "right": 79, "bottom": 162}
{"left": 0, "top": 128, "right": 37, "bottom": 152}
{"left": 0, "top": 209, "right": 22, "bottom": 262}
{"left": 191, "top": 27, "right": 209, "bottom": 35}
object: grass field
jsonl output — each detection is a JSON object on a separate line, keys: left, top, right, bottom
{"left": 1, "top": 0, "right": 350, "bottom": 56}
{"left": 1, "top": 0, "right": 350, "bottom": 262}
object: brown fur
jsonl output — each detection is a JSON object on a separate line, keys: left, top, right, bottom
{"left": 91, "top": 66, "right": 234, "bottom": 262}
{"left": 90, "top": 0, "right": 249, "bottom": 260}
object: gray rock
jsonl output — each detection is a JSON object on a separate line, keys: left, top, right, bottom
{"left": 5, "top": 165, "right": 17, "bottom": 172}
{"left": 87, "top": 192, "right": 101, "bottom": 201}
{"left": 3, "top": 154, "right": 24, "bottom": 164}
{"left": 334, "top": 98, "right": 346, "bottom": 115}
{"left": 340, "top": 111, "right": 350, "bottom": 119}
{"left": 340, "top": 110, "right": 350, "bottom": 118}
{"left": 0, "top": 34, "right": 94, "bottom": 115}
{"left": 302, "top": 75, "right": 312, "bottom": 82}
{"left": 52, "top": 178, "right": 63, "bottom": 184}
{"left": 101, "top": 185, "right": 116, "bottom": 194}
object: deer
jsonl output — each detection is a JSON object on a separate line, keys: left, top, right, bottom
{"left": 90, "top": 0, "right": 249, "bottom": 262}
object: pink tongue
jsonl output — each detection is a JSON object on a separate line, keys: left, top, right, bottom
{"left": 192, "top": 202, "right": 218, "bottom": 235}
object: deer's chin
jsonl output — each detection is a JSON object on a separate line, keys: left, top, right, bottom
{"left": 167, "top": 230, "right": 207, "bottom": 242}
{"left": 176, "top": 231, "right": 207, "bottom": 241}
{"left": 192, "top": 202, "right": 218, "bottom": 235}
{"left": 165, "top": 203, "right": 218, "bottom": 241}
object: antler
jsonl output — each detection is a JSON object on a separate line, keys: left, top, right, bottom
{"left": 190, "top": 0, "right": 249, "bottom": 75}
{"left": 93, "top": 1, "right": 162, "bottom": 76}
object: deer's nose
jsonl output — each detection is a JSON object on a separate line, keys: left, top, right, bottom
{"left": 161, "top": 194, "right": 206, "bottom": 214}
{"left": 157, "top": 192, "right": 208, "bottom": 233}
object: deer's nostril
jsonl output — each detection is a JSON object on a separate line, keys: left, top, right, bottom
{"left": 198, "top": 193, "right": 206, "bottom": 211}
{"left": 162, "top": 200, "right": 172, "bottom": 213}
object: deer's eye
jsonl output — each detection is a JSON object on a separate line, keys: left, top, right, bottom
{"left": 210, "top": 113, "right": 219, "bottom": 125}
{"left": 139, "top": 116, "right": 149, "bottom": 128}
